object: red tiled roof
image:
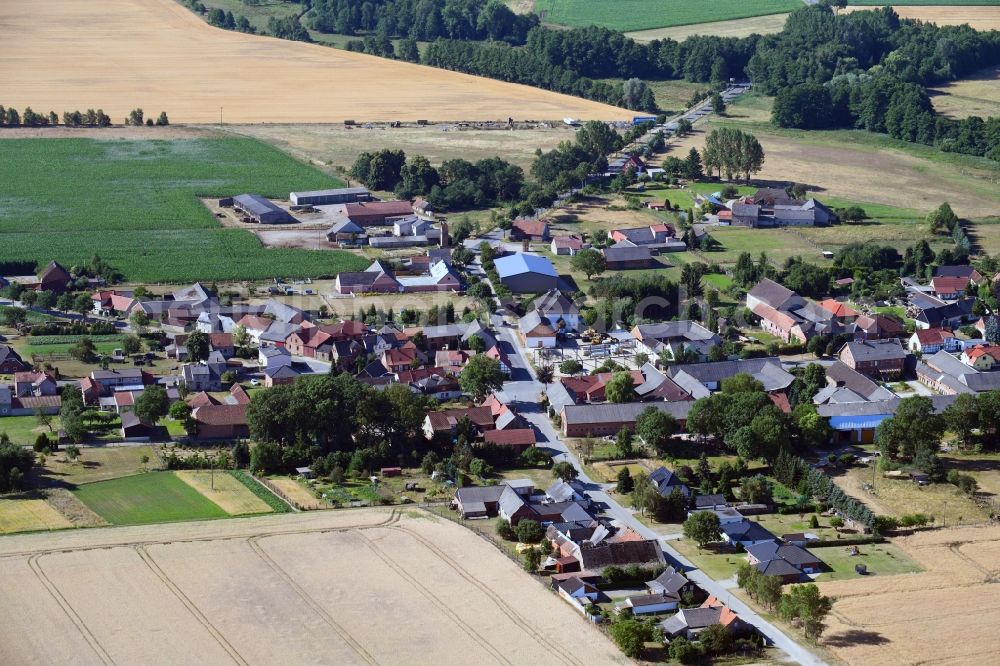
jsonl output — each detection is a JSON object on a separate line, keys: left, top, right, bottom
{"left": 483, "top": 428, "right": 536, "bottom": 446}
{"left": 769, "top": 393, "right": 791, "bottom": 414}
{"left": 209, "top": 333, "right": 233, "bottom": 348}
{"left": 817, "top": 299, "right": 859, "bottom": 318}
{"left": 552, "top": 235, "right": 584, "bottom": 249}
{"left": 751, "top": 302, "right": 798, "bottom": 332}
{"left": 187, "top": 391, "right": 220, "bottom": 408}
{"left": 229, "top": 383, "right": 251, "bottom": 404}
{"left": 193, "top": 404, "right": 248, "bottom": 427}
{"left": 513, "top": 218, "right": 548, "bottom": 237}
{"left": 931, "top": 276, "right": 970, "bottom": 294}
{"left": 913, "top": 328, "right": 955, "bottom": 345}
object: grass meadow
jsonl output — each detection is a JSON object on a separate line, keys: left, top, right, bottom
{"left": 0, "top": 138, "right": 367, "bottom": 282}
{"left": 73, "top": 471, "right": 229, "bottom": 525}
{"left": 533, "top": 0, "right": 801, "bottom": 31}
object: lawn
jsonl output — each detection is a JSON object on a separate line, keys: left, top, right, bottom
{"left": 0, "top": 415, "right": 58, "bottom": 446}
{"left": 811, "top": 542, "right": 922, "bottom": 582}
{"left": 0, "top": 138, "right": 366, "bottom": 282}
{"left": 533, "top": 0, "right": 802, "bottom": 31}
{"left": 35, "top": 445, "right": 160, "bottom": 486}
{"left": 672, "top": 539, "right": 745, "bottom": 580}
{"left": 0, "top": 498, "right": 73, "bottom": 534}
{"left": 73, "top": 471, "right": 229, "bottom": 525}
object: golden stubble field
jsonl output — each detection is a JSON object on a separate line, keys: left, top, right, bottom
{"left": 932, "top": 64, "right": 1000, "bottom": 120}
{"left": 845, "top": 5, "right": 1000, "bottom": 31}
{"left": 0, "top": 0, "right": 629, "bottom": 124}
{"left": 0, "top": 508, "right": 625, "bottom": 665}
{"left": 818, "top": 524, "right": 1000, "bottom": 665}
{"left": 666, "top": 126, "right": 1000, "bottom": 219}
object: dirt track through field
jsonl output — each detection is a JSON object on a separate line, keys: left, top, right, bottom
{"left": 0, "top": 509, "right": 625, "bottom": 665}
{"left": 0, "top": 0, "right": 629, "bottom": 124}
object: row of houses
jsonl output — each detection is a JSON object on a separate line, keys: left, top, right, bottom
{"left": 748, "top": 278, "right": 905, "bottom": 345}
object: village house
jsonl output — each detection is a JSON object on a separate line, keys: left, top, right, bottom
{"left": 422, "top": 406, "right": 496, "bottom": 440}
{"left": 649, "top": 466, "right": 690, "bottom": 497}
{"left": 937, "top": 264, "right": 984, "bottom": 284}
{"left": 660, "top": 597, "right": 750, "bottom": 641}
{"left": 666, "top": 357, "right": 794, "bottom": 399}
{"left": 610, "top": 224, "right": 685, "bottom": 253}
{"left": 746, "top": 540, "right": 823, "bottom": 579}
{"left": 917, "top": 351, "right": 1000, "bottom": 395}
{"left": 560, "top": 370, "right": 645, "bottom": 405}
{"left": 30, "top": 261, "right": 73, "bottom": 294}
{"left": 746, "top": 278, "right": 805, "bottom": 312}
{"left": 13, "top": 371, "right": 58, "bottom": 397}
{"left": 930, "top": 275, "right": 970, "bottom": 300}
{"left": 815, "top": 361, "right": 895, "bottom": 405}
{"left": 518, "top": 310, "right": 557, "bottom": 349}
{"left": 721, "top": 521, "right": 777, "bottom": 549}
{"left": 729, "top": 189, "right": 835, "bottom": 228}
{"left": 915, "top": 299, "right": 976, "bottom": 330}
{"left": 510, "top": 218, "right": 550, "bottom": 242}
{"left": 632, "top": 320, "right": 720, "bottom": 359}
{"left": 908, "top": 328, "right": 959, "bottom": 354}
{"left": 91, "top": 289, "right": 138, "bottom": 317}
{"left": 335, "top": 260, "right": 402, "bottom": 294}
{"left": 325, "top": 219, "right": 366, "bottom": 245}
{"left": 961, "top": 345, "right": 1000, "bottom": 370}
{"left": 452, "top": 479, "right": 534, "bottom": 519}
{"left": 532, "top": 290, "right": 580, "bottom": 332}
{"left": 551, "top": 235, "right": 585, "bottom": 256}
{"left": 838, "top": 339, "right": 906, "bottom": 379}
{"left": 0, "top": 345, "right": 29, "bottom": 374}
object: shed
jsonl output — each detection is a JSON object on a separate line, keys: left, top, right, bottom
{"left": 380, "top": 466, "right": 402, "bottom": 477}
{"left": 233, "top": 194, "right": 296, "bottom": 224}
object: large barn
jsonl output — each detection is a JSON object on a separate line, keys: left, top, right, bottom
{"left": 233, "top": 194, "right": 296, "bottom": 224}
{"left": 290, "top": 187, "right": 371, "bottom": 206}
{"left": 494, "top": 253, "right": 558, "bottom": 293}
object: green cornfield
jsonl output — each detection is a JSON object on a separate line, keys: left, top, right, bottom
{"left": 532, "top": 0, "right": 802, "bottom": 32}
{"left": 0, "top": 138, "right": 367, "bottom": 282}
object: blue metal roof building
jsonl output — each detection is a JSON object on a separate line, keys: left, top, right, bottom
{"left": 494, "top": 253, "right": 558, "bottom": 293}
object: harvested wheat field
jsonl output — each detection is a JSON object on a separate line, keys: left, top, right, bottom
{"left": 0, "top": 0, "right": 629, "bottom": 124}
{"left": 845, "top": 6, "right": 1000, "bottom": 31}
{"left": 626, "top": 14, "right": 789, "bottom": 42}
{"left": 224, "top": 123, "right": 578, "bottom": 173}
{"left": 818, "top": 524, "right": 1000, "bottom": 665}
{"left": 932, "top": 64, "right": 1000, "bottom": 120}
{"left": 0, "top": 508, "right": 624, "bottom": 665}
{"left": 667, "top": 126, "right": 1000, "bottom": 218}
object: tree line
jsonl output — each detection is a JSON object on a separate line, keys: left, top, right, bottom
{"left": 348, "top": 149, "right": 525, "bottom": 210}
{"left": 0, "top": 105, "right": 167, "bottom": 128}
{"left": 307, "top": 0, "right": 538, "bottom": 45}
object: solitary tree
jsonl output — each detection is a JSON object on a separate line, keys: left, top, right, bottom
{"left": 683, "top": 510, "right": 722, "bottom": 548}
{"left": 571, "top": 248, "right": 606, "bottom": 280}
{"left": 551, "top": 460, "right": 579, "bottom": 481}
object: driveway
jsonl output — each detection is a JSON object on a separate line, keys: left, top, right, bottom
{"left": 495, "top": 320, "right": 824, "bottom": 665}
